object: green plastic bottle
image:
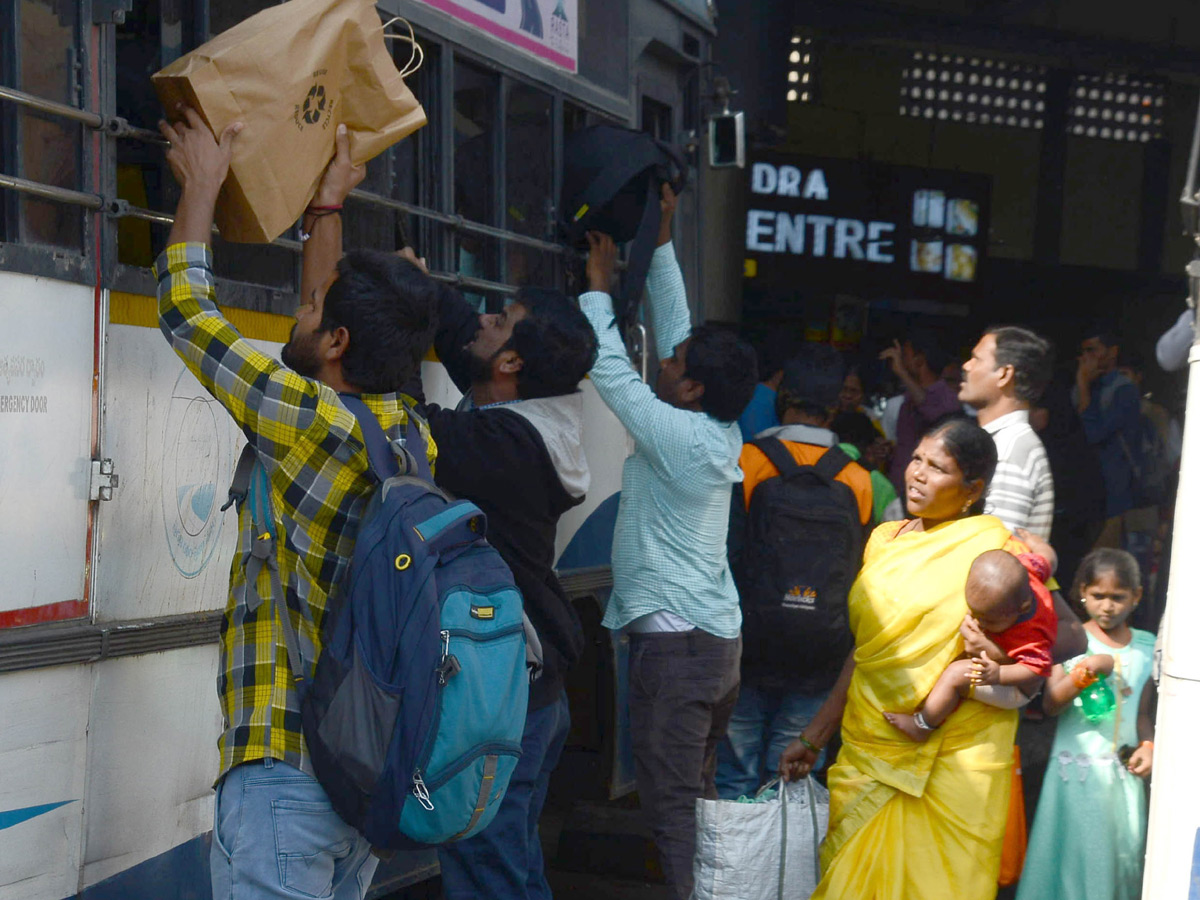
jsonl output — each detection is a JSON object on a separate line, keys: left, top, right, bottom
{"left": 1079, "top": 671, "right": 1116, "bottom": 722}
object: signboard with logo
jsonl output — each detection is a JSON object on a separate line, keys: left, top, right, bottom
{"left": 743, "top": 153, "right": 991, "bottom": 304}
{"left": 416, "top": 0, "right": 578, "bottom": 72}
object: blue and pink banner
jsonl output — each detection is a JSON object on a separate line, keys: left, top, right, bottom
{"left": 417, "top": 0, "right": 578, "bottom": 72}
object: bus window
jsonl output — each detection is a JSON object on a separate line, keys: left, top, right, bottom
{"left": 454, "top": 58, "right": 499, "bottom": 311}
{"left": 344, "top": 40, "right": 442, "bottom": 260}
{"left": 641, "top": 96, "right": 673, "bottom": 142}
{"left": 505, "top": 83, "right": 553, "bottom": 288}
{"left": 17, "top": 0, "right": 84, "bottom": 251}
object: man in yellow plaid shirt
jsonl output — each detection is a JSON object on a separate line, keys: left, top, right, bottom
{"left": 156, "top": 108, "right": 437, "bottom": 899}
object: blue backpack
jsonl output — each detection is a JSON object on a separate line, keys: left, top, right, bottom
{"left": 228, "top": 395, "right": 534, "bottom": 849}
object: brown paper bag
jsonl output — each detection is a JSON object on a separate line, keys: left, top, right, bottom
{"left": 152, "top": 0, "right": 426, "bottom": 243}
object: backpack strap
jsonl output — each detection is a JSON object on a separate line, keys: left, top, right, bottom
{"left": 340, "top": 394, "right": 432, "bottom": 482}
{"left": 411, "top": 500, "right": 489, "bottom": 556}
{"left": 752, "top": 437, "right": 805, "bottom": 480}
{"left": 222, "top": 442, "right": 258, "bottom": 513}
{"left": 225, "top": 448, "right": 309, "bottom": 687}
{"left": 814, "top": 446, "right": 854, "bottom": 483}
{"left": 222, "top": 397, "right": 430, "bottom": 690}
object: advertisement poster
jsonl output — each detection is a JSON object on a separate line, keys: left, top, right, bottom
{"left": 417, "top": 0, "right": 578, "bottom": 72}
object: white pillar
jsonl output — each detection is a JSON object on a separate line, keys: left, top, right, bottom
{"left": 1143, "top": 306, "right": 1200, "bottom": 898}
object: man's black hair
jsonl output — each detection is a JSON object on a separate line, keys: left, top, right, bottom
{"left": 775, "top": 343, "right": 844, "bottom": 421}
{"left": 831, "top": 410, "right": 879, "bottom": 453}
{"left": 986, "top": 325, "right": 1055, "bottom": 405}
{"left": 685, "top": 326, "right": 759, "bottom": 422}
{"left": 321, "top": 250, "right": 437, "bottom": 393}
{"left": 505, "top": 286, "right": 598, "bottom": 399}
{"left": 907, "top": 327, "right": 953, "bottom": 376}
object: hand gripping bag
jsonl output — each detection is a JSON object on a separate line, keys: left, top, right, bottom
{"left": 153, "top": 0, "right": 426, "bottom": 243}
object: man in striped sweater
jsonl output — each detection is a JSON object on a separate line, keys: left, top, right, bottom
{"left": 959, "top": 326, "right": 1056, "bottom": 538}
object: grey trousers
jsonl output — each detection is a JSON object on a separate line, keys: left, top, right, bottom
{"left": 628, "top": 629, "right": 741, "bottom": 900}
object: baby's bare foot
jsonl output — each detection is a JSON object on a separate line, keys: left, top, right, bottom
{"left": 883, "top": 711, "right": 933, "bottom": 742}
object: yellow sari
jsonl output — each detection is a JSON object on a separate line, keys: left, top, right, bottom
{"left": 812, "top": 515, "right": 1021, "bottom": 900}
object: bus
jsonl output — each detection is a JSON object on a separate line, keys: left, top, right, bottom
{"left": 0, "top": 0, "right": 727, "bottom": 896}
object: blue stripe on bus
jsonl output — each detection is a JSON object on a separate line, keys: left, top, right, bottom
{"left": 555, "top": 492, "right": 619, "bottom": 571}
{"left": 0, "top": 800, "right": 74, "bottom": 830}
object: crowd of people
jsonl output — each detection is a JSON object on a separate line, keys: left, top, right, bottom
{"left": 155, "top": 107, "right": 1178, "bottom": 900}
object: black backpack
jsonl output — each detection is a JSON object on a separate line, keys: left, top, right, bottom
{"left": 560, "top": 124, "right": 687, "bottom": 325}
{"left": 735, "top": 439, "right": 862, "bottom": 684}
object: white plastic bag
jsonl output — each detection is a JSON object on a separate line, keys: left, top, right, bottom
{"left": 690, "top": 777, "right": 829, "bottom": 900}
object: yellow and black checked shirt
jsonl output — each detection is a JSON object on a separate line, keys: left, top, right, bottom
{"left": 155, "top": 243, "right": 436, "bottom": 779}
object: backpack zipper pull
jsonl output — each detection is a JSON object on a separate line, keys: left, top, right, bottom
{"left": 412, "top": 771, "right": 435, "bottom": 811}
{"left": 440, "top": 629, "right": 450, "bottom": 663}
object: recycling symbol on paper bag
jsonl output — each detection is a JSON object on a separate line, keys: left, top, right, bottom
{"left": 302, "top": 84, "right": 327, "bottom": 125}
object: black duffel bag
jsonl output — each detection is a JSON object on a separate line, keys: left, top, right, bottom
{"left": 560, "top": 124, "right": 687, "bottom": 325}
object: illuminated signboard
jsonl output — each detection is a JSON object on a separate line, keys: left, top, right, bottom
{"left": 743, "top": 153, "right": 991, "bottom": 298}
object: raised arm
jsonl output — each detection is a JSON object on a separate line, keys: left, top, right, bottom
{"left": 156, "top": 106, "right": 324, "bottom": 458}
{"left": 579, "top": 231, "right": 695, "bottom": 468}
{"left": 298, "top": 124, "right": 365, "bottom": 312}
{"left": 645, "top": 185, "right": 691, "bottom": 361}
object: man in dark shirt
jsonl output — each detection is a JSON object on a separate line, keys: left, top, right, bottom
{"left": 405, "top": 263, "right": 598, "bottom": 900}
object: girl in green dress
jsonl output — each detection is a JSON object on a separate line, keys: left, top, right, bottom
{"left": 1016, "top": 548, "right": 1156, "bottom": 900}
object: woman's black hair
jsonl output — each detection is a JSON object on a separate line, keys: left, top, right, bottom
{"left": 927, "top": 416, "right": 998, "bottom": 515}
{"left": 1072, "top": 548, "right": 1142, "bottom": 601}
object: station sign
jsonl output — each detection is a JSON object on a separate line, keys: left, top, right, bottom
{"left": 416, "top": 0, "right": 578, "bottom": 72}
{"left": 743, "top": 152, "right": 991, "bottom": 297}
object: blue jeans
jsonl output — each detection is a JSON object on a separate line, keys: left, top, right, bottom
{"left": 210, "top": 757, "right": 378, "bottom": 900}
{"left": 714, "top": 681, "right": 828, "bottom": 799}
{"left": 437, "top": 691, "right": 570, "bottom": 900}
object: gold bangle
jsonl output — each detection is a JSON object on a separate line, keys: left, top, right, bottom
{"left": 798, "top": 734, "right": 821, "bottom": 754}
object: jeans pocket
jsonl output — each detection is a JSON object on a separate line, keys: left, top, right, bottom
{"left": 211, "top": 775, "right": 235, "bottom": 861}
{"left": 272, "top": 799, "right": 355, "bottom": 899}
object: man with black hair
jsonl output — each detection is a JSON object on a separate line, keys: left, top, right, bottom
{"left": 717, "top": 345, "right": 873, "bottom": 800}
{"left": 880, "top": 329, "right": 962, "bottom": 498}
{"left": 959, "top": 326, "right": 1056, "bottom": 537}
{"left": 1074, "top": 326, "right": 1143, "bottom": 544}
{"left": 155, "top": 115, "right": 437, "bottom": 899}
{"left": 309, "top": 163, "right": 598, "bottom": 900}
{"left": 581, "top": 185, "right": 757, "bottom": 900}
{"left": 416, "top": 282, "right": 598, "bottom": 900}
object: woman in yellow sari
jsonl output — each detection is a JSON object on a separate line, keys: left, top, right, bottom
{"left": 781, "top": 418, "right": 1022, "bottom": 900}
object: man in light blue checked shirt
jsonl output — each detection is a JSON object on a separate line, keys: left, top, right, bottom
{"left": 579, "top": 185, "right": 758, "bottom": 900}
